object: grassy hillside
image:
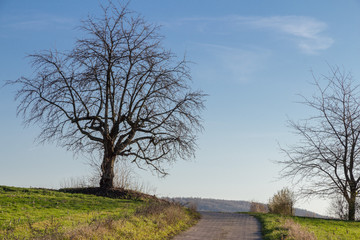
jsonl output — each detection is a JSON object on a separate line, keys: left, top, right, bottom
{"left": 0, "top": 186, "right": 199, "bottom": 239}
{"left": 251, "top": 212, "right": 360, "bottom": 240}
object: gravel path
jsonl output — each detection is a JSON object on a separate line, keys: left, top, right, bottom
{"left": 173, "top": 212, "right": 263, "bottom": 240}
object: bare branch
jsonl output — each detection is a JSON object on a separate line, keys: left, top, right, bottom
{"left": 279, "top": 66, "right": 360, "bottom": 220}
{"left": 9, "top": 1, "right": 205, "bottom": 189}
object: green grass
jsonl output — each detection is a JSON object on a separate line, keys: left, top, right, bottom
{"left": 250, "top": 213, "right": 290, "bottom": 240}
{"left": 251, "top": 212, "right": 360, "bottom": 240}
{"left": 293, "top": 216, "right": 360, "bottom": 240}
{"left": 0, "top": 185, "right": 198, "bottom": 239}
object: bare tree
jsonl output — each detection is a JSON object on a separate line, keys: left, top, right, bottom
{"left": 10, "top": 2, "right": 205, "bottom": 190}
{"left": 280, "top": 66, "right": 360, "bottom": 221}
{"left": 328, "top": 195, "right": 360, "bottom": 220}
{"left": 328, "top": 195, "right": 350, "bottom": 220}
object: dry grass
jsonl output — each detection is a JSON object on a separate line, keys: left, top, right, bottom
{"left": 3, "top": 201, "right": 198, "bottom": 240}
{"left": 251, "top": 213, "right": 316, "bottom": 240}
{"left": 60, "top": 201, "right": 199, "bottom": 240}
{"left": 283, "top": 218, "right": 317, "bottom": 240}
{"left": 136, "top": 201, "right": 200, "bottom": 227}
{"left": 252, "top": 212, "right": 360, "bottom": 240}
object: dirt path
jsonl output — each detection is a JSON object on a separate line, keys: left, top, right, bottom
{"left": 173, "top": 212, "right": 263, "bottom": 240}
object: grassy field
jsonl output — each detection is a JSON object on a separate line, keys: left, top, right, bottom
{"left": 251, "top": 212, "right": 360, "bottom": 240}
{"left": 0, "top": 185, "right": 199, "bottom": 239}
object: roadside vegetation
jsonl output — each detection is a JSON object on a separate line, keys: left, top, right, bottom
{"left": 249, "top": 188, "right": 360, "bottom": 239}
{"left": 0, "top": 185, "right": 199, "bottom": 239}
{"left": 251, "top": 213, "right": 360, "bottom": 240}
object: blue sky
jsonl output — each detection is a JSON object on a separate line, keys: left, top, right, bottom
{"left": 1, "top": 0, "right": 360, "bottom": 215}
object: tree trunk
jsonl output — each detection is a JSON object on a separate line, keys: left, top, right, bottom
{"left": 348, "top": 192, "right": 357, "bottom": 221}
{"left": 99, "top": 154, "right": 116, "bottom": 189}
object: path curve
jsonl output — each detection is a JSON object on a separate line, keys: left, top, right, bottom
{"left": 173, "top": 212, "right": 263, "bottom": 240}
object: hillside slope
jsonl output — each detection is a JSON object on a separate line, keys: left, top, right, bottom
{"left": 0, "top": 186, "right": 198, "bottom": 239}
{"left": 169, "top": 197, "right": 325, "bottom": 218}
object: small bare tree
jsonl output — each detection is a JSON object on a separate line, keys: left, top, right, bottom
{"left": 328, "top": 195, "right": 350, "bottom": 220}
{"left": 328, "top": 195, "right": 360, "bottom": 220}
{"left": 280, "top": 66, "right": 360, "bottom": 221}
{"left": 10, "top": 2, "right": 205, "bottom": 189}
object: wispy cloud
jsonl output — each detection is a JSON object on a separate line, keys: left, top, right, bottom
{"left": 242, "top": 16, "right": 334, "bottom": 54}
{"left": 1, "top": 13, "right": 75, "bottom": 31}
{"left": 193, "top": 43, "right": 272, "bottom": 83}
{"left": 177, "top": 15, "right": 334, "bottom": 55}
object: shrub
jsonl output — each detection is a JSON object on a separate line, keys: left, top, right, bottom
{"left": 250, "top": 201, "right": 268, "bottom": 213}
{"left": 268, "top": 188, "right": 295, "bottom": 216}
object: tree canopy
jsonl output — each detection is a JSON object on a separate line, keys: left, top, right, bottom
{"left": 11, "top": 2, "right": 205, "bottom": 189}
